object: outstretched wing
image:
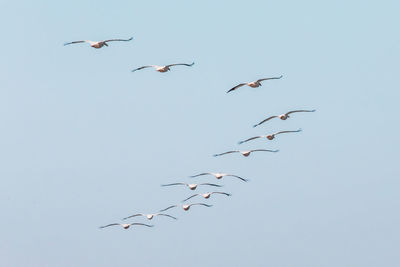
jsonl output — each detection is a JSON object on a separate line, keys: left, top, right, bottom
{"left": 199, "top": 183, "right": 223, "bottom": 187}
{"left": 227, "top": 83, "right": 246, "bottom": 93}
{"left": 238, "top": 136, "right": 263, "bottom": 144}
{"left": 251, "top": 149, "right": 279, "bottom": 153}
{"left": 131, "top": 65, "right": 155, "bottom": 72}
{"left": 211, "top": 192, "right": 231, "bottom": 197}
{"left": 286, "top": 109, "right": 316, "bottom": 115}
{"left": 213, "top": 151, "right": 239, "bottom": 157}
{"left": 253, "top": 116, "right": 278, "bottom": 127}
{"left": 226, "top": 174, "right": 249, "bottom": 182}
{"left": 64, "top": 40, "right": 87, "bottom": 46}
{"left": 159, "top": 205, "right": 178, "bottom": 212}
{"left": 189, "top": 173, "right": 213, "bottom": 178}
{"left": 122, "top": 213, "right": 143, "bottom": 220}
{"left": 99, "top": 223, "right": 119, "bottom": 229}
{"left": 130, "top": 223, "right": 154, "bottom": 227}
{"left": 189, "top": 203, "right": 213, "bottom": 208}
{"left": 181, "top": 194, "right": 199, "bottom": 202}
{"left": 161, "top": 183, "right": 186, "bottom": 187}
{"left": 156, "top": 213, "right": 178, "bottom": 220}
{"left": 256, "top": 75, "right": 283, "bottom": 83}
{"left": 274, "top": 129, "right": 302, "bottom": 135}
{"left": 166, "top": 62, "right": 195, "bottom": 68}
{"left": 104, "top": 37, "right": 133, "bottom": 42}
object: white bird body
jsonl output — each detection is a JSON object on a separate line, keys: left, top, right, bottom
{"left": 122, "top": 213, "right": 177, "bottom": 220}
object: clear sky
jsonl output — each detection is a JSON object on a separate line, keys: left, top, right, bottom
{"left": 1, "top": 0, "right": 399, "bottom": 266}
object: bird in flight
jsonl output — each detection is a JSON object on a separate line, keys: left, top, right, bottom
{"left": 190, "top": 173, "right": 248, "bottom": 182}
{"left": 238, "top": 129, "right": 302, "bottom": 144}
{"left": 213, "top": 149, "right": 279, "bottom": 157}
{"left": 99, "top": 222, "right": 153, "bottom": 230}
{"left": 122, "top": 213, "right": 177, "bottom": 221}
{"left": 64, "top": 37, "right": 133, "bottom": 49}
{"left": 253, "top": 109, "right": 316, "bottom": 127}
{"left": 160, "top": 203, "right": 212, "bottom": 212}
{"left": 227, "top": 75, "right": 283, "bottom": 93}
{"left": 182, "top": 192, "right": 231, "bottom": 202}
{"left": 131, "top": 62, "right": 194, "bottom": 73}
{"left": 161, "top": 183, "right": 222, "bottom": 190}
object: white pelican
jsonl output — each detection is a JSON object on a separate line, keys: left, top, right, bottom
{"left": 227, "top": 75, "right": 283, "bottom": 93}
{"left": 99, "top": 222, "right": 153, "bottom": 230}
{"left": 182, "top": 192, "right": 231, "bottom": 202}
{"left": 213, "top": 149, "right": 279, "bottom": 157}
{"left": 190, "top": 173, "right": 248, "bottom": 182}
{"left": 238, "top": 129, "right": 302, "bottom": 144}
{"left": 160, "top": 203, "right": 212, "bottom": 212}
{"left": 131, "top": 62, "right": 194, "bottom": 73}
{"left": 64, "top": 37, "right": 133, "bottom": 49}
{"left": 253, "top": 109, "right": 316, "bottom": 127}
{"left": 161, "top": 183, "right": 222, "bottom": 190}
{"left": 122, "top": 213, "right": 177, "bottom": 221}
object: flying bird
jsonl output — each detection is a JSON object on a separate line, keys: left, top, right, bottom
{"left": 160, "top": 203, "right": 212, "bottom": 212}
{"left": 122, "top": 213, "right": 177, "bottom": 221}
{"left": 131, "top": 62, "right": 194, "bottom": 73}
{"left": 227, "top": 75, "right": 283, "bottom": 93}
{"left": 238, "top": 129, "right": 302, "bottom": 144}
{"left": 161, "top": 183, "right": 222, "bottom": 190}
{"left": 190, "top": 173, "right": 248, "bottom": 182}
{"left": 213, "top": 149, "right": 279, "bottom": 157}
{"left": 182, "top": 192, "right": 231, "bottom": 202}
{"left": 253, "top": 110, "right": 316, "bottom": 127}
{"left": 64, "top": 37, "right": 133, "bottom": 49}
{"left": 99, "top": 222, "right": 153, "bottom": 230}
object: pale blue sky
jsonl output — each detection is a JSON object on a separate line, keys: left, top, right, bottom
{"left": 1, "top": 0, "right": 399, "bottom": 266}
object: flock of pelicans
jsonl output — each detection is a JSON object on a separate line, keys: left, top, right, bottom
{"left": 64, "top": 36, "right": 316, "bottom": 230}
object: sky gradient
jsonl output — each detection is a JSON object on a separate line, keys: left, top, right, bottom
{"left": 1, "top": 0, "right": 399, "bottom": 266}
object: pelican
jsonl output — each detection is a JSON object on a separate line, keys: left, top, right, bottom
{"left": 227, "top": 75, "right": 283, "bottom": 93}
{"left": 238, "top": 129, "right": 302, "bottom": 144}
{"left": 182, "top": 192, "right": 231, "bottom": 202}
{"left": 253, "top": 109, "right": 316, "bottom": 127}
{"left": 161, "top": 183, "right": 222, "bottom": 190}
{"left": 160, "top": 203, "right": 212, "bottom": 212}
{"left": 122, "top": 213, "right": 177, "bottom": 221}
{"left": 213, "top": 149, "right": 279, "bottom": 157}
{"left": 131, "top": 62, "right": 194, "bottom": 73}
{"left": 64, "top": 37, "right": 133, "bottom": 49}
{"left": 99, "top": 222, "right": 153, "bottom": 230}
{"left": 190, "top": 173, "right": 248, "bottom": 182}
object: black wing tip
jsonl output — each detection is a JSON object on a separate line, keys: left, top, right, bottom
{"left": 253, "top": 124, "right": 258, "bottom": 128}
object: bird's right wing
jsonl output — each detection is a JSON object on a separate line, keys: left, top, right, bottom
{"left": 157, "top": 213, "right": 178, "bottom": 220}
{"left": 122, "top": 214, "right": 143, "bottom": 220}
{"left": 200, "top": 183, "right": 223, "bottom": 187}
{"left": 227, "top": 175, "right": 249, "bottom": 182}
{"left": 159, "top": 205, "right": 178, "bottom": 212}
{"left": 190, "top": 203, "right": 213, "bottom": 208}
{"left": 253, "top": 116, "right": 278, "bottom": 127}
{"left": 131, "top": 65, "right": 154, "bottom": 72}
{"left": 227, "top": 83, "right": 246, "bottom": 93}
{"left": 286, "top": 109, "right": 316, "bottom": 115}
{"left": 189, "top": 173, "right": 211, "bottom": 178}
{"left": 99, "top": 223, "right": 119, "bottom": 229}
{"left": 213, "top": 151, "right": 239, "bottom": 157}
{"left": 182, "top": 194, "right": 199, "bottom": 202}
{"left": 238, "top": 136, "right": 263, "bottom": 144}
{"left": 161, "top": 183, "right": 186, "bottom": 187}
{"left": 251, "top": 149, "right": 279, "bottom": 153}
{"left": 130, "top": 223, "right": 154, "bottom": 227}
{"left": 64, "top": 40, "right": 87, "bottom": 46}
{"left": 211, "top": 192, "right": 231, "bottom": 196}
{"left": 274, "top": 129, "right": 302, "bottom": 135}
{"left": 256, "top": 75, "right": 283, "bottom": 82}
